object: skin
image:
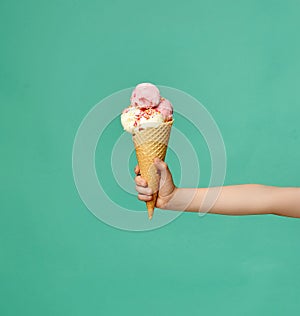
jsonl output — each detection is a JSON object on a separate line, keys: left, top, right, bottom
{"left": 134, "top": 158, "right": 300, "bottom": 218}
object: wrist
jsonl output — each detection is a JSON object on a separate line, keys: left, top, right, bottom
{"left": 160, "top": 186, "right": 179, "bottom": 210}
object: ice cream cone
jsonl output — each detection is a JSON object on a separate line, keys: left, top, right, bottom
{"left": 132, "top": 120, "right": 173, "bottom": 219}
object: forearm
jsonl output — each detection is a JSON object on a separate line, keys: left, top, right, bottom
{"left": 164, "top": 185, "right": 300, "bottom": 218}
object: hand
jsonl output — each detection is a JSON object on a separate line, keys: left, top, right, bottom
{"left": 134, "top": 157, "right": 177, "bottom": 209}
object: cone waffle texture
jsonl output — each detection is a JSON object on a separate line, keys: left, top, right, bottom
{"left": 132, "top": 120, "right": 173, "bottom": 219}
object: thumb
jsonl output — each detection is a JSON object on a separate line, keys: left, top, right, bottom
{"left": 154, "top": 157, "right": 171, "bottom": 187}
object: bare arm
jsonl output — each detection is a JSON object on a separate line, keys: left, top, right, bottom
{"left": 165, "top": 185, "right": 300, "bottom": 218}
{"left": 134, "top": 158, "right": 300, "bottom": 218}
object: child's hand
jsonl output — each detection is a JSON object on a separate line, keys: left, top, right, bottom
{"left": 134, "top": 158, "right": 176, "bottom": 209}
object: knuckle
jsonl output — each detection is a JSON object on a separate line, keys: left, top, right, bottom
{"left": 135, "top": 176, "right": 142, "bottom": 184}
{"left": 135, "top": 185, "right": 141, "bottom": 192}
{"left": 138, "top": 194, "right": 147, "bottom": 201}
{"left": 147, "top": 188, "right": 153, "bottom": 195}
{"left": 137, "top": 176, "right": 146, "bottom": 187}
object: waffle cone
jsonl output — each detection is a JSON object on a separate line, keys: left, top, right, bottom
{"left": 132, "top": 120, "right": 173, "bottom": 219}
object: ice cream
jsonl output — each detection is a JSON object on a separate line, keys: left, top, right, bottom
{"left": 130, "top": 83, "right": 161, "bottom": 109}
{"left": 121, "top": 83, "right": 173, "bottom": 134}
{"left": 120, "top": 106, "right": 137, "bottom": 133}
{"left": 156, "top": 98, "right": 173, "bottom": 121}
{"left": 121, "top": 107, "right": 164, "bottom": 133}
{"left": 121, "top": 83, "right": 174, "bottom": 220}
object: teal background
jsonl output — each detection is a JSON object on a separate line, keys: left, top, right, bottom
{"left": 1, "top": 0, "right": 300, "bottom": 315}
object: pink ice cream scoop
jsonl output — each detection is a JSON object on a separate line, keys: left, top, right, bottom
{"left": 156, "top": 98, "right": 173, "bottom": 121}
{"left": 130, "top": 83, "right": 161, "bottom": 109}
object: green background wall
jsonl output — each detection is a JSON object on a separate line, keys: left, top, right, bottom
{"left": 1, "top": 0, "right": 300, "bottom": 315}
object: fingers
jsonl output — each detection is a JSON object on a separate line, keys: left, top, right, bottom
{"left": 136, "top": 183, "right": 153, "bottom": 202}
{"left": 134, "top": 165, "right": 140, "bottom": 175}
{"left": 134, "top": 165, "right": 152, "bottom": 201}
{"left": 135, "top": 185, "right": 153, "bottom": 195}
{"left": 138, "top": 194, "right": 153, "bottom": 202}
{"left": 135, "top": 175, "right": 147, "bottom": 187}
{"left": 134, "top": 159, "right": 173, "bottom": 204}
